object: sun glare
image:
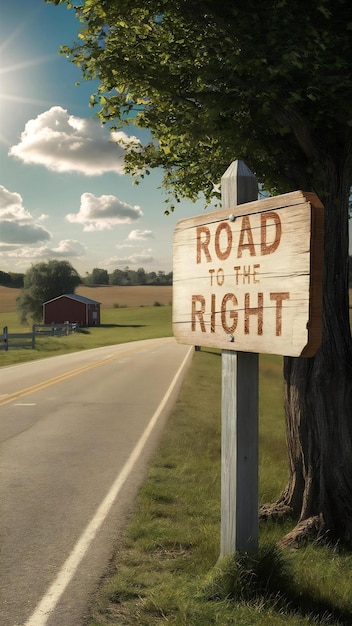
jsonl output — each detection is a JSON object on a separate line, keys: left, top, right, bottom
{"left": 0, "top": 19, "right": 57, "bottom": 146}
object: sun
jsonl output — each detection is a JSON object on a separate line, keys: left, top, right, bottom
{"left": 0, "top": 24, "right": 55, "bottom": 146}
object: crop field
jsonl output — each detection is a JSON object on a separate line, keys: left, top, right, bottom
{"left": 0, "top": 284, "right": 173, "bottom": 314}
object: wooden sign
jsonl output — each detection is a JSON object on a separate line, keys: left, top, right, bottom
{"left": 173, "top": 190, "right": 324, "bottom": 357}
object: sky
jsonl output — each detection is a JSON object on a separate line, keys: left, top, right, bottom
{"left": 1, "top": 1, "right": 351, "bottom": 279}
{"left": 0, "top": 0, "right": 210, "bottom": 277}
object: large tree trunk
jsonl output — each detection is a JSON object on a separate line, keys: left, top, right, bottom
{"left": 261, "top": 174, "right": 352, "bottom": 548}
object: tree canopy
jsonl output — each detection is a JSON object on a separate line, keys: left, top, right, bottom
{"left": 90, "top": 267, "right": 109, "bottom": 285}
{"left": 17, "top": 260, "right": 81, "bottom": 323}
{"left": 48, "top": 0, "right": 352, "bottom": 547}
{"left": 48, "top": 0, "right": 352, "bottom": 209}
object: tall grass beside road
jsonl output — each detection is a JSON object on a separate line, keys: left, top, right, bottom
{"left": 89, "top": 350, "right": 352, "bottom": 626}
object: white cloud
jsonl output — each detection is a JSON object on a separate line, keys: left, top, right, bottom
{"left": 66, "top": 192, "right": 143, "bottom": 231}
{"left": 50, "top": 240, "right": 87, "bottom": 257}
{"left": 104, "top": 249, "right": 154, "bottom": 268}
{"left": 0, "top": 221, "right": 51, "bottom": 245}
{"left": 9, "top": 106, "right": 140, "bottom": 175}
{"left": 115, "top": 243, "right": 135, "bottom": 250}
{"left": 0, "top": 185, "right": 51, "bottom": 245}
{"left": 0, "top": 185, "right": 87, "bottom": 265}
{"left": 0, "top": 240, "right": 86, "bottom": 261}
{"left": 128, "top": 229, "right": 154, "bottom": 241}
{"left": 0, "top": 185, "right": 33, "bottom": 221}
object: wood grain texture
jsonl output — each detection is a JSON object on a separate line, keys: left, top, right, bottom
{"left": 173, "top": 190, "right": 324, "bottom": 357}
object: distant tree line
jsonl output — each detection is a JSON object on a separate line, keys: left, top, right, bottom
{"left": 82, "top": 267, "right": 173, "bottom": 286}
{"left": 1, "top": 261, "right": 351, "bottom": 288}
{"left": 0, "top": 266, "right": 173, "bottom": 289}
{"left": 0, "top": 271, "right": 24, "bottom": 288}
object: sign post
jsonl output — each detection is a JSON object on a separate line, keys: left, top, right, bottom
{"left": 220, "top": 161, "right": 259, "bottom": 555}
{"left": 172, "top": 161, "right": 324, "bottom": 555}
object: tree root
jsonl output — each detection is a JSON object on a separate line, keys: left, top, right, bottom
{"left": 260, "top": 504, "right": 328, "bottom": 549}
{"left": 259, "top": 502, "right": 294, "bottom": 521}
{"left": 278, "top": 514, "right": 327, "bottom": 549}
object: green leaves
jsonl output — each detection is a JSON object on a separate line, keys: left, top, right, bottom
{"left": 18, "top": 261, "right": 81, "bottom": 323}
{"left": 47, "top": 0, "right": 352, "bottom": 204}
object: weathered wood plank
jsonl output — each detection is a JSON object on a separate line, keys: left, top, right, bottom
{"left": 173, "top": 189, "right": 324, "bottom": 357}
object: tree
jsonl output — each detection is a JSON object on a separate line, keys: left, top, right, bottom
{"left": 0, "top": 271, "right": 11, "bottom": 286}
{"left": 0, "top": 271, "right": 24, "bottom": 287}
{"left": 8, "top": 272, "right": 24, "bottom": 288}
{"left": 17, "top": 260, "right": 81, "bottom": 323}
{"left": 137, "top": 267, "right": 147, "bottom": 285}
{"left": 109, "top": 268, "right": 125, "bottom": 285}
{"left": 48, "top": 0, "right": 352, "bottom": 546}
{"left": 91, "top": 267, "right": 109, "bottom": 285}
{"left": 148, "top": 271, "right": 158, "bottom": 285}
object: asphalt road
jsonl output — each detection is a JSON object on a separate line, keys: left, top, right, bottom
{"left": 0, "top": 338, "right": 192, "bottom": 626}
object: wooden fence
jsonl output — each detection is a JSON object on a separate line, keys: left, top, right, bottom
{"left": 0, "top": 323, "right": 78, "bottom": 351}
{"left": 33, "top": 323, "right": 79, "bottom": 337}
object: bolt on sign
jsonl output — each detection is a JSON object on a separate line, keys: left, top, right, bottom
{"left": 173, "top": 190, "right": 324, "bottom": 357}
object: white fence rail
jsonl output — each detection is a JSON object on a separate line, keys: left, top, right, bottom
{"left": 1, "top": 323, "right": 78, "bottom": 351}
{"left": 34, "top": 323, "right": 79, "bottom": 337}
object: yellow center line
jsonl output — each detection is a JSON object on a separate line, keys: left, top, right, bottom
{"left": 0, "top": 341, "right": 163, "bottom": 407}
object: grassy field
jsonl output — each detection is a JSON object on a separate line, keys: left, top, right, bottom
{"left": 0, "top": 307, "right": 173, "bottom": 366}
{"left": 0, "top": 285, "right": 174, "bottom": 366}
{"left": 2, "top": 285, "right": 352, "bottom": 625}
{"left": 88, "top": 350, "right": 352, "bottom": 626}
{"left": 1, "top": 284, "right": 350, "bottom": 366}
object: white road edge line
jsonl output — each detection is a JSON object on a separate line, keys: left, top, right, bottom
{"left": 14, "top": 403, "right": 36, "bottom": 406}
{"left": 24, "top": 346, "right": 193, "bottom": 626}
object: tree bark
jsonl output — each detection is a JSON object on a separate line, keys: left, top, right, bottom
{"left": 261, "top": 172, "right": 352, "bottom": 548}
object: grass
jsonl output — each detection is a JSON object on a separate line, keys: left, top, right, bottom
{"left": 87, "top": 350, "right": 352, "bottom": 626}
{"left": 1, "top": 295, "right": 352, "bottom": 624}
{"left": 0, "top": 306, "right": 172, "bottom": 366}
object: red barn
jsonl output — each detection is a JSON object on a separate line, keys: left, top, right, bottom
{"left": 43, "top": 294, "right": 101, "bottom": 326}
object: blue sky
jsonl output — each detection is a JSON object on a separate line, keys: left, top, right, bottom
{"left": 1, "top": 1, "right": 351, "bottom": 278}
{"left": 0, "top": 0, "right": 210, "bottom": 277}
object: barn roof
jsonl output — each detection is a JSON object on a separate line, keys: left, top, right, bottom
{"left": 43, "top": 294, "right": 101, "bottom": 306}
